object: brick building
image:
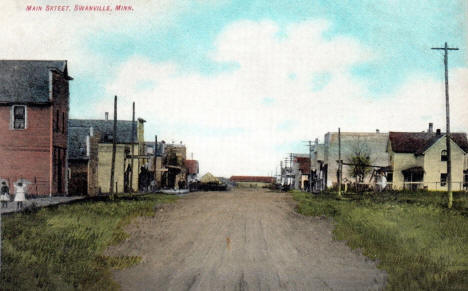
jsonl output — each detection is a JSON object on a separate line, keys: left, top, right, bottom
{"left": 0, "top": 60, "right": 72, "bottom": 195}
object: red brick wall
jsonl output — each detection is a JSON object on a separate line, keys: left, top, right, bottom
{"left": 0, "top": 71, "right": 70, "bottom": 195}
{"left": 0, "top": 105, "right": 52, "bottom": 195}
{"left": 51, "top": 72, "right": 69, "bottom": 194}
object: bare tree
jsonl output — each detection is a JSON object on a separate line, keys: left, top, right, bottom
{"left": 346, "top": 138, "right": 372, "bottom": 184}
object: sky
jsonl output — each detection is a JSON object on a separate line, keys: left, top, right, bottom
{"left": 2, "top": 0, "right": 468, "bottom": 177}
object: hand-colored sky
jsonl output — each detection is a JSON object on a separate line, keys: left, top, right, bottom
{"left": 2, "top": 0, "right": 468, "bottom": 176}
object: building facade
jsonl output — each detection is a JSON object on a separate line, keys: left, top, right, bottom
{"left": 68, "top": 117, "right": 145, "bottom": 194}
{"left": 388, "top": 130, "right": 468, "bottom": 191}
{"left": 0, "top": 60, "right": 72, "bottom": 195}
{"left": 323, "top": 131, "right": 390, "bottom": 188}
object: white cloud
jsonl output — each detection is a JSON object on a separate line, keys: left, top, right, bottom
{"left": 101, "top": 19, "right": 468, "bottom": 177}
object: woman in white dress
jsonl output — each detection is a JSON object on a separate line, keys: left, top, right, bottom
{"left": 14, "top": 181, "right": 27, "bottom": 210}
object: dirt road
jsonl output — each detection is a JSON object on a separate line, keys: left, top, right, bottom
{"left": 109, "top": 189, "right": 386, "bottom": 290}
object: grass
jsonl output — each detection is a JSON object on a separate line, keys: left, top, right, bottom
{"left": 292, "top": 190, "right": 468, "bottom": 290}
{"left": 0, "top": 193, "right": 178, "bottom": 290}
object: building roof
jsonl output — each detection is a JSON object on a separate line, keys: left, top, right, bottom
{"left": 389, "top": 132, "right": 468, "bottom": 154}
{"left": 0, "top": 60, "right": 70, "bottom": 104}
{"left": 68, "top": 119, "right": 139, "bottom": 160}
{"left": 184, "top": 160, "right": 199, "bottom": 175}
{"left": 68, "top": 126, "right": 91, "bottom": 160}
{"left": 200, "top": 172, "right": 220, "bottom": 184}
{"left": 230, "top": 176, "right": 275, "bottom": 183}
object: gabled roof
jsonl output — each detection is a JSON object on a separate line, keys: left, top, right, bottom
{"left": 389, "top": 132, "right": 468, "bottom": 154}
{"left": 69, "top": 119, "right": 138, "bottom": 144}
{"left": 230, "top": 176, "right": 275, "bottom": 183}
{"left": 0, "top": 60, "right": 70, "bottom": 104}
{"left": 200, "top": 173, "right": 220, "bottom": 184}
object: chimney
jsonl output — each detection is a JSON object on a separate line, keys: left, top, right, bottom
{"left": 86, "top": 136, "right": 90, "bottom": 157}
{"left": 105, "top": 112, "right": 109, "bottom": 121}
{"left": 376, "top": 129, "right": 380, "bottom": 133}
{"left": 428, "top": 123, "right": 433, "bottom": 133}
{"left": 89, "top": 126, "right": 94, "bottom": 137}
{"left": 436, "top": 128, "right": 441, "bottom": 135}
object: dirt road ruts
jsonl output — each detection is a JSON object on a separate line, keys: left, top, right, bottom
{"left": 109, "top": 189, "right": 386, "bottom": 290}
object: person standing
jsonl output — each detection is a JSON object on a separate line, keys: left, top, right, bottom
{"left": 14, "top": 181, "right": 27, "bottom": 210}
{"left": 0, "top": 181, "right": 10, "bottom": 208}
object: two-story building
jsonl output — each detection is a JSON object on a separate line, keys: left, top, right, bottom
{"left": 388, "top": 127, "right": 468, "bottom": 191}
{"left": 68, "top": 116, "right": 145, "bottom": 194}
{"left": 0, "top": 60, "right": 72, "bottom": 195}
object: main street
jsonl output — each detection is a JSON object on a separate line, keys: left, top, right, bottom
{"left": 108, "top": 189, "right": 386, "bottom": 290}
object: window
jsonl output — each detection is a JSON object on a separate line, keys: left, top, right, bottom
{"left": 386, "top": 172, "right": 393, "bottom": 183}
{"left": 441, "top": 173, "right": 447, "bottom": 186}
{"left": 12, "top": 105, "right": 26, "bottom": 129}
{"left": 55, "top": 110, "right": 60, "bottom": 132}
{"left": 464, "top": 171, "right": 468, "bottom": 187}
{"left": 62, "top": 112, "right": 65, "bottom": 134}
{"left": 441, "top": 150, "right": 448, "bottom": 161}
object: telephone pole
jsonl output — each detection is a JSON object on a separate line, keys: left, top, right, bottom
{"left": 304, "top": 141, "right": 313, "bottom": 193}
{"left": 432, "top": 42, "right": 459, "bottom": 209}
{"left": 337, "top": 128, "right": 343, "bottom": 198}
{"left": 110, "top": 96, "right": 118, "bottom": 197}
{"left": 130, "top": 101, "right": 135, "bottom": 193}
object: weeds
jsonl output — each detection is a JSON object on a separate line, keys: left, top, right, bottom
{"left": 0, "top": 194, "right": 177, "bottom": 290}
{"left": 293, "top": 191, "right": 468, "bottom": 290}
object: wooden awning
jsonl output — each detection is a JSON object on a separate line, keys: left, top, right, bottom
{"left": 402, "top": 166, "right": 424, "bottom": 175}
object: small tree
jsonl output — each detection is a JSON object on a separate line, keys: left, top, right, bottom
{"left": 346, "top": 139, "right": 372, "bottom": 185}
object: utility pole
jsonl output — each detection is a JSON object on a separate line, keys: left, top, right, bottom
{"left": 337, "top": 128, "right": 342, "bottom": 198}
{"left": 304, "top": 140, "right": 313, "bottom": 193}
{"left": 289, "top": 153, "right": 296, "bottom": 187}
{"left": 280, "top": 161, "right": 283, "bottom": 185}
{"left": 130, "top": 102, "right": 135, "bottom": 193}
{"left": 110, "top": 96, "right": 118, "bottom": 197}
{"left": 432, "top": 42, "right": 459, "bottom": 209}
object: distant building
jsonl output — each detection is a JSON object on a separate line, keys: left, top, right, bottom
{"left": 162, "top": 142, "right": 187, "bottom": 189}
{"left": 310, "top": 141, "right": 326, "bottom": 191}
{"left": 185, "top": 160, "right": 199, "bottom": 183}
{"left": 388, "top": 127, "right": 468, "bottom": 191}
{"left": 0, "top": 60, "right": 72, "bottom": 195}
{"left": 230, "top": 176, "right": 275, "bottom": 188}
{"left": 291, "top": 154, "right": 310, "bottom": 190}
{"left": 68, "top": 116, "right": 145, "bottom": 194}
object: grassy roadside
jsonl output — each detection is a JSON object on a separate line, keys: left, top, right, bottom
{"left": 1, "top": 194, "right": 178, "bottom": 290}
{"left": 292, "top": 191, "right": 468, "bottom": 290}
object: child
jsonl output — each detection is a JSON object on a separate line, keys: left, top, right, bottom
{"left": 14, "top": 181, "right": 27, "bottom": 210}
{"left": 1, "top": 181, "right": 10, "bottom": 208}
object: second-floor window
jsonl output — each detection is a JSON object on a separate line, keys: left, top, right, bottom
{"left": 62, "top": 112, "right": 65, "bottom": 134}
{"left": 55, "top": 110, "right": 60, "bottom": 132}
{"left": 12, "top": 105, "right": 26, "bottom": 130}
{"left": 441, "top": 150, "right": 448, "bottom": 162}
